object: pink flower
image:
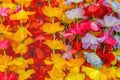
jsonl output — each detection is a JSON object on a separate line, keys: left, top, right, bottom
{"left": 0, "top": 40, "right": 10, "bottom": 49}
{"left": 103, "top": 33, "right": 118, "bottom": 46}
{"left": 65, "top": 21, "right": 99, "bottom": 38}
{"left": 0, "top": 8, "right": 10, "bottom": 16}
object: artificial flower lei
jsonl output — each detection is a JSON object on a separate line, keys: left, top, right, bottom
{"left": 0, "top": 0, "right": 120, "bottom": 80}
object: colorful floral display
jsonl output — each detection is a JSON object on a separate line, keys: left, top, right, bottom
{"left": 0, "top": 0, "right": 120, "bottom": 80}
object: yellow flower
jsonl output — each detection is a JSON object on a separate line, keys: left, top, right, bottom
{"left": 82, "top": 66, "right": 107, "bottom": 80}
{"left": 65, "top": 67, "right": 85, "bottom": 80}
{"left": 48, "top": 67, "right": 65, "bottom": 80}
{"left": 41, "top": 22, "right": 64, "bottom": 34}
{"left": 12, "top": 37, "right": 33, "bottom": 55}
{"left": 66, "top": 58, "right": 85, "bottom": 68}
{"left": 0, "top": 54, "right": 14, "bottom": 72}
{"left": 17, "top": 69, "right": 35, "bottom": 80}
{"left": 59, "top": 3, "right": 75, "bottom": 11}
{"left": 114, "top": 49, "right": 120, "bottom": 56}
{"left": 44, "top": 39, "right": 66, "bottom": 51}
{"left": 9, "top": 57, "right": 34, "bottom": 72}
{"left": 62, "top": 14, "right": 73, "bottom": 24}
{"left": 10, "top": 10, "right": 35, "bottom": 21}
{"left": 44, "top": 53, "right": 66, "bottom": 72}
{"left": 1, "top": 3, "right": 16, "bottom": 13}
{"left": 12, "top": 26, "right": 32, "bottom": 41}
{"left": 0, "top": 0, "right": 12, "bottom": 3}
{"left": 42, "top": 6, "right": 63, "bottom": 18}
{"left": 0, "top": 24, "right": 12, "bottom": 39}
{"left": 14, "top": 0, "right": 32, "bottom": 7}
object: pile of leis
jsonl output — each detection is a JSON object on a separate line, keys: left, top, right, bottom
{"left": 0, "top": 0, "right": 120, "bottom": 80}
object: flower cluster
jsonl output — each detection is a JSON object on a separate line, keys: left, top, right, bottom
{"left": 1, "top": 0, "right": 120, "bottom": 80}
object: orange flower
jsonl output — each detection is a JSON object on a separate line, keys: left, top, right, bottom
{"left": 86, "top": 0, "right": 92, "bottom": 3}
{"left": 42, "top": 6, "right": 63, "bottom": 18}
{"left": 0, "top": 24, "right": 12, "bottom": 39}
{"left": 41, "top": 22, "right": 64, "bottom": 34}
{"left": 12, "top": 37, "right": 33, "bottom": 55}
{"left": 14, "top": 0, "right": 32, "bottom": 7}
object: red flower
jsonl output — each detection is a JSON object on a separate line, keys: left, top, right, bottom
{"left": 0, "top": 72, "right": 18, "bottom": 80}
{"left": 70, "top": 40, "right": 82, "bottom": 54}
{"left": 84, "top": 5, "right": 110, "bottom": 18}
{"left": 97, "top": 50, "right": 115, "bottom": 66}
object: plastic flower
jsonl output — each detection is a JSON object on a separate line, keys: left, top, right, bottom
{"left": 17, "top": 69, "right": 35, "bottom": 80}
{"left": 42, "top": 6, "right": 63, "bottom": 18}
{"left": 97, "top": 50, "right": 115, "bottom": 66}
{"left": 12, "top": 26, "right": 32, "bottom": 41}
{"left": 10, "top": 57, "right": 34, "bottom": 69}
{"left": 0, "top": 24, "right": 12, "bottom": 39}
{"left": 65, "top": 0, "right": 83, "bottom": 4}
{"left": 65, "top": 8, "right": 86, "bottom": 20}
{"left": 14, "top": 0, "right": 32, "bottom": 7}
{"left": 65, "top": 67, "right": 85, "bottom": 80}
{"left": 44, "top": 54, "right": 66, "bottom": 72}
{"left": 112, "top": 24, "right": 120, "bottom": 32}
{"left": 0, "top": 54, "right": 14, "bottom": 72}
{"left": 0, "top": 72, "right": 18, "bottom": 80}
{"left": 114, "top": 35, "right": 120, "bottom": 49}
{"left": 12, "top": 37, "right": 33, "bottom": 55}
{"left": 0, "top": 7, "right": 10, "bottom": 16}
{"left": 66, "top": 58, "right": 85, "bottom": 68}
{"left": 0, "top": 40, "right": 10, "bottom": 49}
{"left": 103, "top": 33, "right": 118, "bottom": 46}
{"left": 103, "top": 0, "right": 120, "bottom": 12}
{"left": 44, "top": 40, "right": 66, "bottom": 51}
{"left": 47, "top": 67, "right": 65, "bottom": 80}
{"left": 82, "top": 66, "right": 107, "bottom": 80}
{"left": 41, "top": 22, "right": 64, "bottom": 34}
{"left": 65, "top": 21, "right": 99, "bottom": 37}
{"left": 1, "top": 3, "right": 16, "bottom": 13}
{"left": 101, "top": 66, "right": 120, "bottom": 80}
{"left": 83, "top": 52, "right": 103, "bottom": 68}
{"left": 103, "top": 15, "right": 119, "bottom": 27}
{"left": 10, "top": 10, "right": 35, "bottom": 21}
{"left": 82, "top": 33, "right": 105, "bottom": 50}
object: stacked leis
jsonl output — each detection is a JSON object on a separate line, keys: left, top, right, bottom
{"left": 0, "top": 0, "right": 120, "bottom": 80}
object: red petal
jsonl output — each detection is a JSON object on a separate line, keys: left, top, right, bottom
{"left": 35, "top": 48, "right": 44, "bottom": 59}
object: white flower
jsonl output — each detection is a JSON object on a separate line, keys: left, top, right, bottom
{"left": 104, "top": 15, "right": 119, "bottom": 27}
{"left": 65, "top": 8, "right": 86, "bottom": 20}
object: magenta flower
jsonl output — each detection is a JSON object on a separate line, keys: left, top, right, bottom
{"left": 82, "top": 33, "right": 105, "bottom": 50}
{"left": 0, "top": 8, "right": 10, "bottom": 16}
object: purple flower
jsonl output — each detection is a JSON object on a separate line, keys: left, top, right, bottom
{"left": 82, "top": 33, "right": 105, "bottom": 50}
{"left": 112, "top": 24, "right": 120, "bottom": 32}
{"left": 62, "top": 45, "right": 73, "bottom": 60}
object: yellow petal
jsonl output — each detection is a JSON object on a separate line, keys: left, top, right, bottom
{"left": 18, "top": 69, "right": 35, "bottom": 80}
